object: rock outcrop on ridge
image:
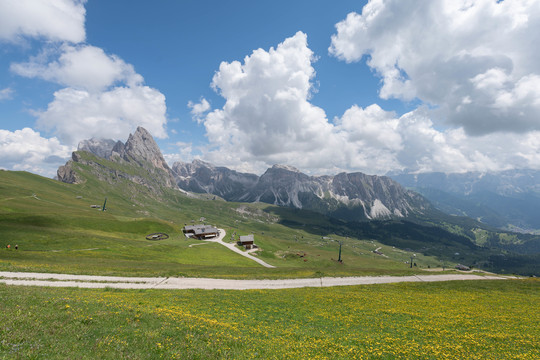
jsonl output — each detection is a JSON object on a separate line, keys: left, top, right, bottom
{"left": 57, "top": 127, "right": 177, "bottom": 193}
{"left": 172, "top": 161, "right": 432, "bottom": 221}
{"left": 172, "top": 160, "right": 259, "bottom": 201}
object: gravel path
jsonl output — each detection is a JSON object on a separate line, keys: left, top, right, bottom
{"left": 0, "top": 271, "right": 515, "bottom": 290}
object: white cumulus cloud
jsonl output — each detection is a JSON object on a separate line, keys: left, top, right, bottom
{"left": 11, "top": 44, "right": 143, "bottom": 92}
{"left": 202, "top": 31, "right": 336, "bottom": 173}
{"left": 0, "top": 128, "right": 71, "bottom": 177}
{"left": 35, "top": 86, "right": 168, "bottom": 146}
{"left": 195, "top": 31, "right": 540, "bottom": 175}
{"left": 0, "top": 0, "right": 86, "bottom": 43}
{"left": 187, "top": 98, "right": 211, "bottom": 123}
{"left": 164, "top": 141, "right": 195, "bottom": 166}
{"left": 329, "top": 0, "right": 540, "bottom": 135}
{"left": 11, "top": 43, "right": 168, "bottom": 147}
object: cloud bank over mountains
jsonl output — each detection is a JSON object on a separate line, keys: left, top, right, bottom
{"left": 1, "top": 0, "right": 539, "bottom": 177}
{"left": 198, "top": 8, "right": 540, "bottom": 175}
{"left": 0, "top": 127, "right": 70, "bottom": 175}
{"left": 329, "top": 0, "right": 540, "bottom": 135}
{"left": 0, "top": 0, "right": 168, "bottom": 176}
{"left": 11, "top": 44, "right": 168, "bottom": 146}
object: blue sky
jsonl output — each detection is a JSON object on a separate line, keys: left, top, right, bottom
{"left": 1, "top": 0, "right": 539, "bottom": 177}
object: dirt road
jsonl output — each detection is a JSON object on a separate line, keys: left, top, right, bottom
{"left": 205, "top": 229, "right": 275, "bottom": 268}
{"left": 0, "top": 271, "right": 515, "bottom": 290}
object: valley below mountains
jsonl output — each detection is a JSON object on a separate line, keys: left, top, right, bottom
{"left": 391, "top": 170, "right": 540, "bottom": 234}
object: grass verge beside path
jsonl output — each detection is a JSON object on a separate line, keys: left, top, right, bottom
{"left": 1, "top": 279, "right": 538, "bottom": 359}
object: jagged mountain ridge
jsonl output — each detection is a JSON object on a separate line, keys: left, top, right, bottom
{"left": 58, "top": 127, "right": 431, "bottom": 221}
{"left": 77, "top": 138, "right": 118, "bottom": 159}
{"left": 173, "top": 161, "right": 432, "bottom": 221}
{"left": 58, "top": 127, "right": 177, "bottom": 193}
{"left": 173, "top": 160, "right": 259, "bottom": 200}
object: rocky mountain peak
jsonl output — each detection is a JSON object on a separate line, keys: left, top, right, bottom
{"left": 59, "top": 127, "right": 431, "bottom": 222}
{"left": 77, "top": 138, "right": 118, "bottom": 159}
{"left": 192, "top": 159, "right": 213, "bottom": 167}
{"left": 122, "top": 127, "right": 170, "bottom": 172}
{"left": 172, "top": 159, "right": 215, "bottom": 179}
{"left": 258, "top": 164, "right": 311, "bottom": 190}
{"left": 172, "top": 159, "right": 259, "bottom": 198}
{"left": 58, "top": 126, "right": 177, "bottom": 191}
{"left": 270, "top": 164, "right": 302, "bottom": 173}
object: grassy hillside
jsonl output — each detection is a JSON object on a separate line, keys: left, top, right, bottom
{"left": 1, "top": 279, "right": 538, "bottom": 359}
{"left": 1, "top": 170, "right": 450, "bottom": 278}
{"left": 1, "top": 170, "right": 538, "bottom": 359}
{"left": 1, "top": 168, "right": 538, "bottom": 276}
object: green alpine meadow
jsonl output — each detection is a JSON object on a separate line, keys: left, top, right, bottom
{"left": 2, "top": 2, "right": 540, "bottom": 358}
{"left": 1, "top": 150, "right": 539, "bottom": 359}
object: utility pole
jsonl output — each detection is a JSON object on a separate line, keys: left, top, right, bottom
{"left": 102, "top": 197, "right": 107, "bottom": 211}
{"left": 338, "top": 240, "right": 342, "bottom": 263}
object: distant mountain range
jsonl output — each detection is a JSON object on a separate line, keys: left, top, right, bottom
{"left": 57, "top": 127, "right": 432, "bottom": 222}
{"left": 54, "top": 127, "right": 540, "bottom": 275}
{"left": 390, "top": 171, "right": 540, "bottom": 233}
{"left": 173, "top": 160, "right": 431, "bottom": 222}
{"left": 57, "top": 127, "right": 540, "bottom": 234}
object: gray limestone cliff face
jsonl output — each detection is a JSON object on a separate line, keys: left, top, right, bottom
{"left": 121, "top": 127, "right": 171, "bottom": 174}
{"left": 56, "top": 153, "right": 83, "bottom": 184}
{"left": 244, "top": 165, "right": 320, "bottom": 208}
{"left": 57, "top": 127, "right": 178, "bottom": 192}
{"left": 175, "top": 162, "right": 431, "bottom": 221}
{"left": 117, "top": 127, "right": 177, "bottom": 188}
{"left": 245, "top": 165, "right": 428, "bottom": 220}
{"left": 328, "top": 172, "right": 429, "bottom": 219}
{"left": 77, "top": 138, "right": 118, "bottom": 159}
{"left": 172, "top": 159, "right": 258, "bottom": 199}
{"left": 56, "top": 152, "right": 93, "bottom": 184}
{"left": 56, "top": 127, "right": 430, "bottom": 221}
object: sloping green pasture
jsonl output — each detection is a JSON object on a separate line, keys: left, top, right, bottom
{"left": 0, "top": 171, "right": 444, "bottom": 277}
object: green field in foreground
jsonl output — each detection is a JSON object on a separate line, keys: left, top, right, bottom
{"left": 1, "top": 279, "right": 538, "bottom": 359}
{"left": 0, "top": 170, "right": 450, "bottom": 278}
{"left": 2, "top": 172, "right": 538, "bottom": 359}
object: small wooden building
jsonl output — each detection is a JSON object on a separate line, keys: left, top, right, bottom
{"left": 183, "top": 224, "right": 219, "bottom": 239}
{"left": 238, "top": 234, "right": 256, "bottom": 250}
